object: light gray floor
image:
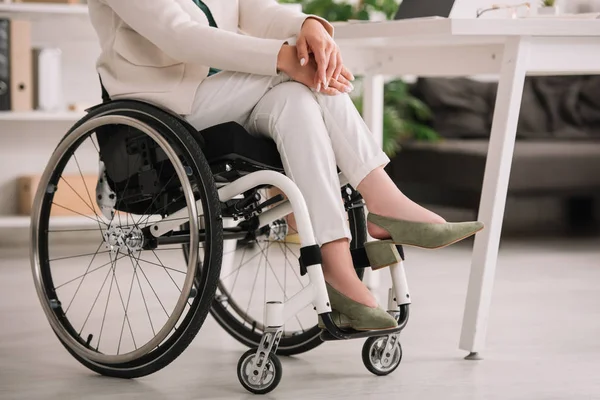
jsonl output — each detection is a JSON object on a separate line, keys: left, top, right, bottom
{"left": 1, "top": 237, "right": 599, "bottom": 400}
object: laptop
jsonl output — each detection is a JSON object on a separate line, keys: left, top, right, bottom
{"left": 394, "top": 0, "right": 456, "bottom": 19}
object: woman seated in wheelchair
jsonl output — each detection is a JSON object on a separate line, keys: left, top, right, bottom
{"left": 89, "top": 0, "right": 483, "bottom": 332}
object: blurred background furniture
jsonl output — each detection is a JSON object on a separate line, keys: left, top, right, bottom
{"left": 389, "top": 76, "right": 600, "bottom": 234}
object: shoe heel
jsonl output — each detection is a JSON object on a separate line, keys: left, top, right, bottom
{"left": 364, "top": 240, "right": 401, "bottom": 270}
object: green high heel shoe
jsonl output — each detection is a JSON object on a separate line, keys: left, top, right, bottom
{"left": 325, "top": 283, "right": 397, "bottom": 331}
{"left": 365, "top": 213, "right": 484, "bottom": 269}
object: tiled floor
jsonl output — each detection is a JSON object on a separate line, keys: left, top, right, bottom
{"left": 1, "top": 237, "right": 599, "bottom": 400}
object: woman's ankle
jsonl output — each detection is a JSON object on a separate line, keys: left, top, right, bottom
{"left": 357, "top": 166, "right": 446, "bottom": 225}
{"left": 321, "top": 239, "right": 377, "bottom": 308}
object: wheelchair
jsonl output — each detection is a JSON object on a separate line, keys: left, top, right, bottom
{"left": 30, "top": 95, "right": 412, "bottom": 394}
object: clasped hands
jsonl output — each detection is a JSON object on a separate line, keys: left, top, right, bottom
{"left": 277, "top": 18, "right": 354, "bottom": 96}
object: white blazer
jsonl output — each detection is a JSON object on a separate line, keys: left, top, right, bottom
{"left": 88, "top": 0, "right": 333, "bottom": 115}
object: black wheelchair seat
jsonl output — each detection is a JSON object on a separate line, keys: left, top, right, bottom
{"left": 75, "top": 97, "right": 284, "bottom": 214}
{"left": 87, "top": 96, "right": 283, "bottom": 185}
{"left": 194, "top": 121, "right": 284, "bottom": 182}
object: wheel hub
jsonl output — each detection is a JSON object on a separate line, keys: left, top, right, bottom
{"left": 380, "top": 335, "right": 398, "bottom": 367}
{"left": 267, "top": 219, "right": 288, "bottom": 241}
{"left": 103, "top": 225, "right": 145, "bottom": 254}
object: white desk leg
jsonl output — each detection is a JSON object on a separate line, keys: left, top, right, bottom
{"left": 362, "top": 74, "right": 385, "bottom": 148}
{"left": 459, "top": 37, "right": 530, "bottom": 358}
{"left": 362, "top": 74, "right": 385, "bottom": 291}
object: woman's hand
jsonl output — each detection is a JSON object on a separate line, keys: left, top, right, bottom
{"left": 277, "top": 45, "right": 352, "bottom": 95}
{"left": 296, "top": 18, "right": 355, "bottom": 89}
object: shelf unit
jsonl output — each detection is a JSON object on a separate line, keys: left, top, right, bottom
{"left": 0, "top": 2, "right": 88, "bottom": 18}
{"left": 0, "top": 215, "right": 97, "bottom": 229}
{"left": 0, "top": 111, "right": 86, "bottom": 122}
{"left": 0, "top": 2, "right": 97, "bottom": 234}
{"left": 0, "top": 2, "right": 91, "bottom": 122}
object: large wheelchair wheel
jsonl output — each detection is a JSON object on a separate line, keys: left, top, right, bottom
{"left": 208, "top": 187, "right": 367, "bottom": 356}
{"left": 30, "top": 103, "right": 223, "bottom": 378}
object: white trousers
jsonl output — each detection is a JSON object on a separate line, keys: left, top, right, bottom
{"left": 186, "top": 72, "right": 389, "bottom": 245}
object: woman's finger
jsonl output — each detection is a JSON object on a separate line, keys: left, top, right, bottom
{"left": 336, "top": 74, "right": 352, "bottom": 87}
{"left": 340, "top": 65, "right": 355, "bottom": 82}
{"left": 312, "top": 48, "right": 329, "bottom": 89}
{"left": 319, "top": 86, "right": 341, "bottom": 96}
{"left": 296, "top": 37, "right": 310, "bottom": 67}
{"left": 333, "top": 49, "right": 343, "bottom": 81}
{"left": 325, "top": 46, "right": 337, "bottom": 87}
{"left": 328, "top": 78, "right": 352, "bottom": 94}
{"left": 313, "top": 67, "right": 321, "bottom": 91}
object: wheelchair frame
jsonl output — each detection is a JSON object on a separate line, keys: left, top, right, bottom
{"left": 151, "top": 168, "right": 412, "bottom": 388}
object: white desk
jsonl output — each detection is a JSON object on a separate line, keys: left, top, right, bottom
{"left": 335, "top": 18, "right": 600, "bottom": 358}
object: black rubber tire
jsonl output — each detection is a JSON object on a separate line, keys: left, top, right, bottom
{"left": 210, "top": 200, "right": 367, "bottom": 356}
{"left": 35, "top": 101, "right": 223, "bottom": 378}
{"left": 237, "top": 348, "right": 283, "bottom": 395}
{"left": 361, "top": 337, "right": 403, "bottom": 376}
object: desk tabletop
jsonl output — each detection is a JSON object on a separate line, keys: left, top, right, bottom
{"left": 334, "top": 18, "right": 600, "bottom": 43}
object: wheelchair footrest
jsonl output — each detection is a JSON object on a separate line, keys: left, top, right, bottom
{"left": 319, "top": 324, "right": 404, "bottom": 342}
{"left": 318, "top": 304, "right": 410, "bottom": 341}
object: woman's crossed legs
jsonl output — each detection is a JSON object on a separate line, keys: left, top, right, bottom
{"left": 186, "top": 71, "right": 443, "bottom": 308}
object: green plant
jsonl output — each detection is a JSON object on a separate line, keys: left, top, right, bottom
{"left": 282, "top": 0, "right": 440, "bottom": 156}
{"left": 541, "top": 0, "right": 555, "bottom": 6}
{"left": 281, "top": 0, "right": 400, "bottom": 21}
{"left": 353, "top": 80, "right": 438, "bottom": 156}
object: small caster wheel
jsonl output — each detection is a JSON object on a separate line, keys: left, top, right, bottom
{"left": 362, "top": 336, "right": 403, "bottom": 376}
{"left": 237, "top": 348, "right": 282, "bottom": 394}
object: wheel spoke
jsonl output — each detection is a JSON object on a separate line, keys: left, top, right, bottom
{"left": 49, "top": 250, "right": 111, "bottom": 263}
{"left": 48, "top": 227, "right": 107, "bottom": 233}
{"left": 73, "top": 154, "right": 106, "bottom": 232}
{"left": 136, "top": 256, "right": 186, "bottom": 274}
{"left": 78, "top": 258, "right": 114, "bottom": 336}
{"left": 151, "top": 249, "right": 191, "bottom": 307}
{"left": 51, "top": 203, "right": 108, "bottom": 225}
{"left": 58, "top": 175, "right": 105, "bottom": 228}
{"left": 118, "top": 251, "right": 141, "bottom": 354}
{"left": 89, "top": 134, "right": 100, "bottom": 155}
{"left": 96, "top": 250, "right": 119, "bottom": 350}
{"left": 276, "top": 242, "right": 306, "bottom": 288}
{"left": 137, "top": 263, "right": 170, "bottom": 319}
{"left": 261, "top": 243, "right": 289, "bottom": 298}
{"left": 221, "top": 245, "right": 262, "bottom": 281}
{"left": 56, "top": 256, "right": 121, "bottom": 290}
{"left": 63, "top": 241, "right": 105, "bottom": 312}
{"left": 107, "top": 252, "right": 137, "bottom": 354}
{"left": 137, "top": 193, "right": 185, "bottom": 228}
{"left": 130, "top": 255, "right": 156, "bottom": 337}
